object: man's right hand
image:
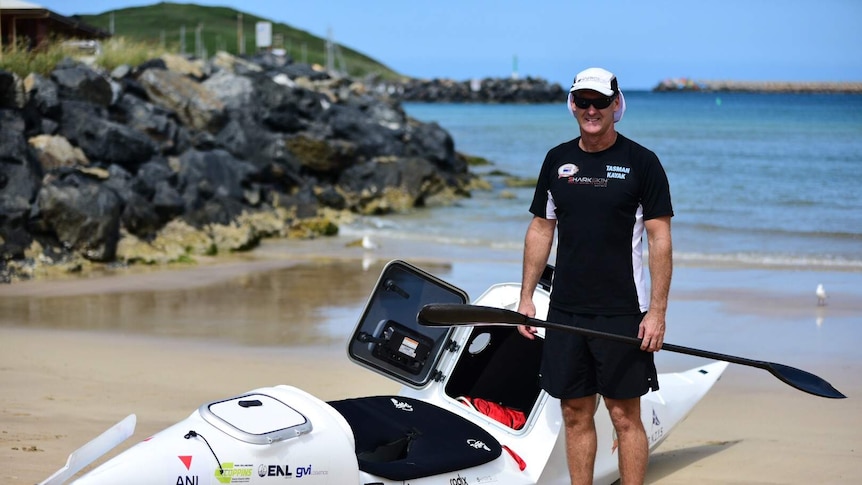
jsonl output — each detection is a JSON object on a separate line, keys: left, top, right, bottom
{"left": 517, "top": 299, "right": 538, "bottom": 340}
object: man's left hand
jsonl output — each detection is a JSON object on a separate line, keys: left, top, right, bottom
{"left": 638, "top": 311, "right": 666, "bottom": 352}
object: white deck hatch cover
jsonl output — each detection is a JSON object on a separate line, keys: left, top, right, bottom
{"left": 200, "top": 393, "right": 312, "bottom": 444}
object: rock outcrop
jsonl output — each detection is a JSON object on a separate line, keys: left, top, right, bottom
{"left": 653, "top": 78, "right": 862, "bottom": 93}
{"left": 374, "top": 76, "right": 566, "bottom": 103}
{"left": 0, "top": 53, "right": 478, "bottom": 282}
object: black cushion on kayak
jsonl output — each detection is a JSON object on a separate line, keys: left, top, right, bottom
{"left": 328, "top": 395, "right": 502, "bottom": 481}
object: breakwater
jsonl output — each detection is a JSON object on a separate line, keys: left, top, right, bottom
{"left": 654, "top": 78, "right": 862, "bottom": 93}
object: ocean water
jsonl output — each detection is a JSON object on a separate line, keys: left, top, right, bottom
{"left": 343, "top": 92, "right": 862, "bottom": 271}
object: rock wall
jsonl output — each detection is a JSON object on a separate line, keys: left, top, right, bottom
{"left": 378, "top": 76, "right": 566, "bottom": 103}
{"left": 0, "top": 52, "right": 479, "bottom": 282}
{"left": 653, "top": 78, "right": 862, "bottom": 93}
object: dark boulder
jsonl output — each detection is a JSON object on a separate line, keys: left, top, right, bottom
{"left": 284, "top": 133, "right": 357, "bottom": 176}
{"left": 0, "top": 69, "right": 23, "bottom": 109}
{"left": 34, "top": 172, "right": 122, "bottom": 261}
{"left": 252, "top": 75, "right": 324, "bottom": 133}
{"left": 337, "top": 157, "right": 447, "bottom": 214}
{"left": 151, "top": 179, "right": 185, "bottom": 221}
{"left": 0, "top": 111, "right": 42, "bottom": 260}
{"left": 324, "top": 104, "right": 405, "bottom": 160}
{"left": 23, "top": 73, "right": 61, "bottom": 119}
{"left": 59, "top": 100, "right": 158, "bottom": 169}
{"left": 404, "top": 120, "right": 462, "bottom": 173}
{"left": 51, "top": 63, "right": 113, "bottom": 107}
{"left": 102, "top": 164, "right": 163, "bottom": 239}
{"left": 115, "top": 93, "right": 183, "bottom": 154}
{"left": 176, "top": 148, "right": 257, "bottom": 215}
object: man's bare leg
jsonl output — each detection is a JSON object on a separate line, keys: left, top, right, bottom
{"left": 561, "top": 395, "right": 599, "bottom": 485}
{"left": 604, "top": 396, "right": 648, "bottom": 484}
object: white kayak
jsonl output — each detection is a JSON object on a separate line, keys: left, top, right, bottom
{"left": 42, "top": 260, "right": 726, "bottom": 485}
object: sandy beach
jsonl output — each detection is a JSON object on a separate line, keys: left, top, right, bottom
{"left": 2, "top": 238, "right": 861, "bottom": 484}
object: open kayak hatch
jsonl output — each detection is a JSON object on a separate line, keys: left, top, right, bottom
{"left": 349, "top": 261, "right": 546, "bottom": 433}
{"left": 348, "top": 260, "right": 467, "bottom": 387}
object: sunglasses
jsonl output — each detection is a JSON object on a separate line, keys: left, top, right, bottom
{"left": 571, "top": 94, "right": 617, "bottom": 110}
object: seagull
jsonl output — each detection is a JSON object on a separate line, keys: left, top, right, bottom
{"left": 345, "top": 234, "right": 379, "bottom": 250}
{"left": 816, "top": 284, "right": 827, "bottom": 306}
{"left": 361, "top": 234, "right": 378, "bottom": 250}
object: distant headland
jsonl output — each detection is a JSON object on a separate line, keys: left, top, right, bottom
{"left": 653, "top": 78, "right": 862, "bottom": 94}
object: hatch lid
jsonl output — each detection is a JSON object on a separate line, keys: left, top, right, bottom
{"left": 200, "top": 393, "right": 312, "bottom": 444}
{"left": 348, "top": 260, "right": 468, "bottom": 388}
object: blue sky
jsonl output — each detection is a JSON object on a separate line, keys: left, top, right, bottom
{"left": 35, "top": 0, "right": 862, "bottom": 90}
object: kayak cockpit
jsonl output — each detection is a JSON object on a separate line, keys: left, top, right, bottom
{"left": 328, "top": 395, "right": 502, "bottom": 481}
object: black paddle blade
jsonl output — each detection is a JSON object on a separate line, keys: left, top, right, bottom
{"left": 419, "top": 303, "right": 527, "bottom": 327}
{"left": 767, "top": 362, "right": 846, "bottom": 399}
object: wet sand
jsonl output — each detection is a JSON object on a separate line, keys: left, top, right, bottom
{"left": 2, "top": 236, "right": 861, "bottom": 484}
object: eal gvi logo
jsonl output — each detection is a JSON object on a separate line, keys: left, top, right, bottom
{"left": 258, "top": 464, "right": 292, "bottom": 477}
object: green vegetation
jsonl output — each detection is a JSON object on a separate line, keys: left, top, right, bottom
{"left": 0, "top": 36, "right": 170, "bottom": 77}
{"left": 504, "top": 176, "right": 538, "bottom": 188}
{"left": 97, "top": 37, "right": 170, "bottom": 72}
{"left": 77, "top": 2, "right": 402, "bottom": 79}
{"left": 462, "top": 154, "right": 492, "bottom": 166}
{"left": 1, "top": 38, "right": 74, "bottom": 77}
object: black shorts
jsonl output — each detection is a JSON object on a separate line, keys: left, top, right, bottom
{"left": 539, "top": 307, "right": 659, "bottom": 400}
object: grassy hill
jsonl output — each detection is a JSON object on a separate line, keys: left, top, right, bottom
{"left": 77, "top": 2, "right": 402, "bottom": 80}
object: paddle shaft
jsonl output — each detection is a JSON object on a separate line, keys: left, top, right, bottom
{"left": 418, "top": 303, "right": 846, "bottom": 399}
{"left": 530, "top": 316, "right": 771, "bottom": 369}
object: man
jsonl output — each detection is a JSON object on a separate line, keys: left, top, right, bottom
{"left": 517, "top": 67, "right": 673, "bottom": 485}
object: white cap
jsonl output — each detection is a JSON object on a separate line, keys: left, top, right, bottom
{"left": 570, "top": 67, "right": 617, "bottom": 95}
{"left": 567, "top": 67, "right": 626, "bottom": 123}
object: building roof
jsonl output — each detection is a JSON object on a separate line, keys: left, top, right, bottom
{"left": 1, "top": 1, "right": 45, "bottom": 9}
{"left": 0, "top": 1, "right": 111, "bottom": 40}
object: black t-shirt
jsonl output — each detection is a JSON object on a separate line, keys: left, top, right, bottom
{"left": 529, "top": 133, "right": 673, "bottom": 315}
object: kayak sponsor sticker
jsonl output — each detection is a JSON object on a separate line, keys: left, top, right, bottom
{"left": 178, "top": 455, "right": 193, "bottom": 470}
{"left": 389, "top": 398, "right": 414, "bottom": 412}
{"left": 449, "top": 474, "right": 470, "bottom": 485}
{"left": 467, "top": 438, "right": 491, "bottom": 452}
{"left": 214, "top": 462, "right": 253, "bottom": 484}
{"left": 256, "top": 464, "right": 326, "bottom": 479}
{"left": 648, "top": 408, "right": 664, "bottom": 446}
{"left": 174, "top": 455, "right": 199, "bottom": 484}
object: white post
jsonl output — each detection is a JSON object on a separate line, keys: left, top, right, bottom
{"left": 326, "top": 27, "right": 334, "bottom": 73}
{"left": 237, "top": 13, "right": 244, "bottom": 55}
{"left": 195, "top": 23, "right": 203, "bottom": 58}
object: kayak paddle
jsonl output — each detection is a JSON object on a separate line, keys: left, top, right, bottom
{"left": 417, "top": 303, "right": 846, "bottom": 399}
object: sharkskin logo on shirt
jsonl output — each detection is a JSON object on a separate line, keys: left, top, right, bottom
{"left": 559, "top": 163, "right": 607, "bottom": 187}
{"left": 558, "top": 163, "right": 579, "bottom": 178}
